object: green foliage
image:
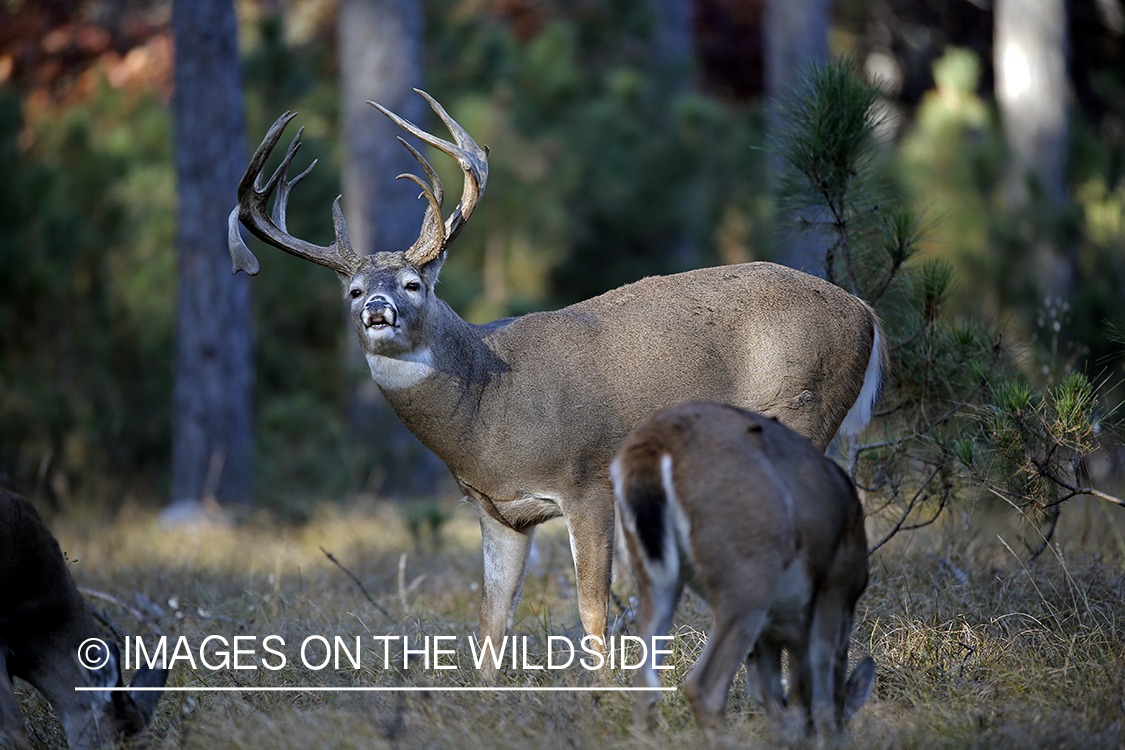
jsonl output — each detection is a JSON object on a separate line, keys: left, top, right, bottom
{"left": 960, "top": 370, "right": 1110, "bottom": 534}
{"left": 426, "top": 0, "right": 770, "bottom": 309}
{"left": 0, "top": 16, "right": 349, "bottom": 510}
{"left": 897, "top": 48, "right": 1003, "bottom": 313}
{"left": 0, "top": 81, "right": 175, "bottom": 505}
{"left": 773, "top": 59, "right": 1120, "bottom": 556}
{"left": 5, "top": 6, "right": 1122, "bottom": 516}
{"left": 402, "top": 499, "right": 453, "bottom": 552}
{"left": 898, "top": 46, "right": 1125, "bottom": 389}
{"left": 773, "top": 57, "right": 897, "bottom": 294}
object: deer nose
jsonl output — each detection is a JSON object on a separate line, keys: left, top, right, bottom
{"left": 362, "top": 298, "right": 397, "bottom": 328}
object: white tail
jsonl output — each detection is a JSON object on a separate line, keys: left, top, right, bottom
{"left": 230, "top": 92, "right": 886, "bottom": 675}
{"left": 611, "top": 402, "right": 873, "bottom": 734}
{"left": 0, "top": 489, "right": 166, "bottom": 749}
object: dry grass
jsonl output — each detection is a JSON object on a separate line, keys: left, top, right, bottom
{"left": 14, "top": 495, "right": 1125, "bottom": 749}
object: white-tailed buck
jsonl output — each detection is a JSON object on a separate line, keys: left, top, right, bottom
{"left": 228, "top": 91, "right": 885, "bottom": 672}
{"left": 611, "top": 401, "right": 873, "bottom": 735}
{"left": 0, "top": 489, "right": 166, "bottom": 749}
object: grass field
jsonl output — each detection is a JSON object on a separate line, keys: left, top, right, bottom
{"left": 13, "top": 494, "right": 1125, "bottom": 750}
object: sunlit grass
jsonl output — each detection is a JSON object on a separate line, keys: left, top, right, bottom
{"left": 14, "top": 495, "right": 1125, "bottom": 749}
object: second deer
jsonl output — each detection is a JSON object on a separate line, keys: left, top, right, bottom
{"left": 612, "top": 401, "right": 873, "bottom": 736}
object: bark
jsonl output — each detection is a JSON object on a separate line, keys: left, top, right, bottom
{"left": 651, "top": 0, "right": 694, "bottom": 80}
{"left": 764, "top": 0, "right": 831, "bottom": 273}
{"left": 994, "top": 0, "right": 1072, "bottom": 297}
{"left": 995, "top": 0, "right": 1069, "bottom": 210}
{"left": 170, "top": 0, "right": 253, "bottom": 504}
{"left": 338, "top": 0, "right": 427, "bottom": 258}
{"left": 338, "top": 0, "right": 450, "bottom": 497}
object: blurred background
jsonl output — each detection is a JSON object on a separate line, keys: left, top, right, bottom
{"left": 0, "top": 0, "right": 1122, "bottom": 519}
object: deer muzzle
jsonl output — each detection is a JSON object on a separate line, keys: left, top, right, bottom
{"left": 362, "top": 298, "right": 397, "bottom": 329}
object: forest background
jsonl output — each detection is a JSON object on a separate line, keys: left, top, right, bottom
{"left": 4, "top": 4, "right": 1125, "bottom": 747}
{"left": 0, "top": 0, "right": 1123, "bottom": 521}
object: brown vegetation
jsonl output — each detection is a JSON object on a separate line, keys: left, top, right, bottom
{"left": 12, "top": 496, "right": 1124, "bottom": 749}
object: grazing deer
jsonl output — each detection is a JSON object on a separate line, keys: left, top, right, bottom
{"left": 228, "top": 91, "right": 885, "bottom": 672}
{"left": 611, "top": 401, "right": 873, "bottom": 735}
{"left": 0, "top": 489, "right": 166, "bottom": 749}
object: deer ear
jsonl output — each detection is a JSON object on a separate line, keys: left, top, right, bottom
{"left": 421, "top": 251, "right": 446, "bottom": 287}
{"left": 114, "top": 664, "right": 168, "bottom": 734}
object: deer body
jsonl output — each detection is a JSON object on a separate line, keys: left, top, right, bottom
{"left": 0, "top": 489, "right": 166, "bottom": 749}
{"left": 230, "top": 92, "right": 885, "bottom": 671}
{"left": 611, "top": 402, "right": 873, "bottom": 734}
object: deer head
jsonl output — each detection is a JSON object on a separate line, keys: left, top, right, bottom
{"left": 0, "top": 489, "right": 167, "bottom": 749}
{"left": 612, "top": 402, "right": 874, "bottom": 736}
{"left": 227, "top": 90, "right": 486, "bottom": 368}
{"left": 230, "top": 92, "right": 885, "bottom": 680}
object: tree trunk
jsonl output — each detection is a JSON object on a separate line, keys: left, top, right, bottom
{"left": 651, "top": 0, "right": 694, "bottom": 81}
{"left": 652, "top": 0, "right": 699, "bottom": 269}
{"left": 339, "top": 0, "right": 427, "bottom": 259}
{"left": 764, "top": 0, "right": 830, "bottom": 273}
{"left": 170, "top": 0, "right": 253, "bottom": 506}
{"left": 994, "top": 0, "right": 1072, "bottom": 297}
{"left": 995, "top": 0, "right": 1069, "bottom": 209}
{"left": 338, "top": 0, "right": 450, "bottom": 498}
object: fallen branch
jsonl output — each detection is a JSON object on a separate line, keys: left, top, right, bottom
{"left": 320, "top": 546, "right": 391, "bottom": 617}
{"left": 79, "top": 587, "right": 163, "bottom": 635}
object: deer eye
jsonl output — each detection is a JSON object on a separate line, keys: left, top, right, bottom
{"left": 404, "top": 281, "right": 421, "bottom": 292}
{"left": 350, "top": 288, "right": 363, "bottom": 299}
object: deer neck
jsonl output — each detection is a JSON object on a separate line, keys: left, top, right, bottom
{"left": 363, "top": 298, "right": 497, "bottom": 387}
{"left": 366, "top": 299, "right": 510, "bottom": 469}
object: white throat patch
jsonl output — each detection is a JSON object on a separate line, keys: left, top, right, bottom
{"left": 365, "top": 347, "right": 435, "bottom": 389}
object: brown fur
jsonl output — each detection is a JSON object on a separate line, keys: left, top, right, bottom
{"left": 612, "top": 402, "right": 873, "bottom": 735}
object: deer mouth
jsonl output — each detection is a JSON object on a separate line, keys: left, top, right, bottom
{"left": 363, "top": 305, "right": 398, "bottom": 330}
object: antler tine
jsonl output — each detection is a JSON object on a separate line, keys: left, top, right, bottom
{"left": 397, "top": 136, "right": 444, "bottom": 205}
{"left": 271, "top": 129, "right": 317, "bottom": 232}
{"left": 230, "top": 112, "right": 361, "bottom": 278}
{"left": 394, "top": 137, "right": 446, "bottom": 263}
{"left": 367, "top": 89, "right": 489, "bottom": 264}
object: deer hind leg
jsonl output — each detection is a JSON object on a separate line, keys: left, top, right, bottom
{"left": 629, "top": 541, "right": 682, "bottom": 731}
{"left": 477, "top": 509, "right": 535, "bottom": 681}
{"left": 563, "top": 494, "right": 615, "bottom": 659}
{"left": 684, "top": 603, "right": 768, "bottom": 733}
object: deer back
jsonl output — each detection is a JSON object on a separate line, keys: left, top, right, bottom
{"left": 614, "top": 402, "right": 866, "bottom": 590}
{"left": 379, "top": 262, "right": 880, "bottom": 513}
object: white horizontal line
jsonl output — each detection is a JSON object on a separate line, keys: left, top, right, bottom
{"left": 77, "top": 686, "right": 675, "bottom": 693}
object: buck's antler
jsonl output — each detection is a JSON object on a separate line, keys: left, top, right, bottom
{"left": 369, "top": 89, "right": 489, "bottom": 265}
{"left": 227, "top": 112, "right": 360, "bottom": 277}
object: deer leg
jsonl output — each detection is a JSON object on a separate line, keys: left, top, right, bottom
{"left": 806, "top": 591, "right": 847, "bottom": 736}
{"left": 684, "top": 604, "right": 766, "bottom": 733}
{"left": 630, "top": 544, "right": 682, "bottom": 731}
{"left": 477, "top": 510, "right": 535, "bottom": 681}
{"left": 746, "top": 635, "right": 786, "bottom": 716}
{"left": 563, "top": 496, "right": 614, "bottom": 659}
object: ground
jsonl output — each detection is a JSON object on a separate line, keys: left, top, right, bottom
{"left": 13, "top": 494, "right": 1125, "bottom": 750}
